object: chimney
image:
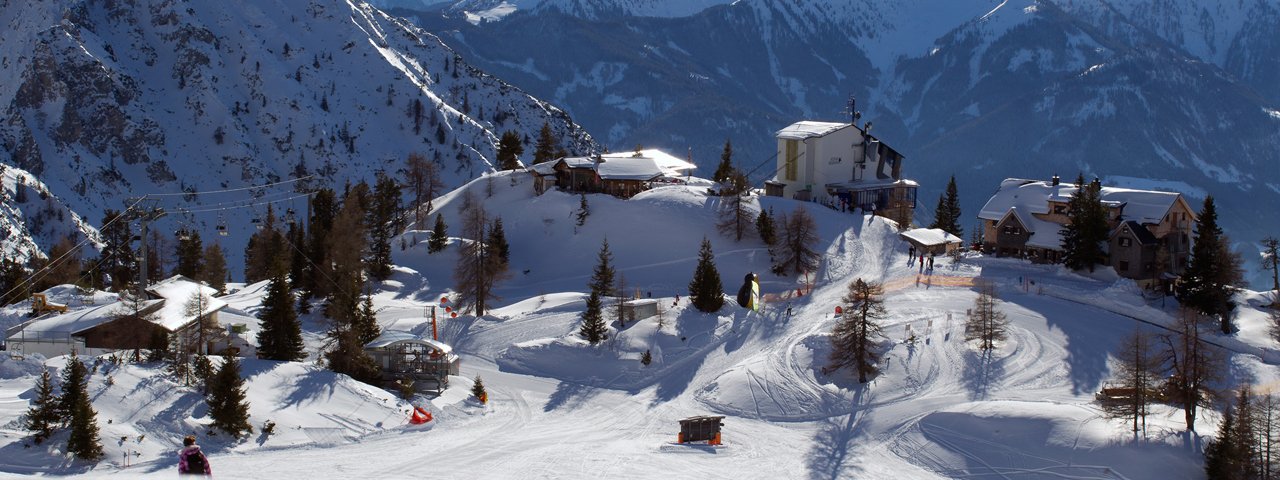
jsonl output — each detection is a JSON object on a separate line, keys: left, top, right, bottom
{"left": 1051, "top": 175, "right": 1060, "bottom": 186}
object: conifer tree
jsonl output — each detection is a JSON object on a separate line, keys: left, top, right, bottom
{"left": 33, "top": 236, "right": 81, "bottom": 292}
{"left": 496, "top": 130, "right": 525, "bottom": 170}
{"left": 964, "top": 284, "right": 1008, "bottom": 350}
{"left": 97, "top": 209, "right": 137, "bottom": 292}
{"left": 287, "top": 220, "right": 307, "bottom": 289}
{"left": 929, "top": 175, "right": 963, "bottom": 238}
{"left": 66, "top": 396, "right": 102, "bottom": 460}
{"left": 257, "top": 258, "right": 305, "bottom": 361}
{"left": 756, "top": 207, "right": 777, "bottom": 247}
{"left": 772, "top": 206, "right": 821, "bottom": 277}
{"left": 716, "top": 170, "right": 752, "bottom": 241}
{"left": 367, "top": 173, "right": 401, "bottom": 281}
{"left": 323, "top": 328, "right": 381, "bottom": 384}
{"left": 174, "top": 229, "right": 204, "bottom": 279}
{"left": 207, "top": 353, "right": 252, "bottom": 438}
{"left": 1060, "top": 175, "right": 1109, "bottom": 272}
{"left": 0, "top": 258, "right": 26, "bottom": 306}
{"left": 355, "top": 292, "right": 381, "bottom": 345}
{"left": 532, "top": 122, "right": 559, "bottom": 165}
{"left": 712, "top": 139, "right": 734, "bottom": 183}
{"left": 192, "top": 355, "right": 214, "bottom": 393}
{"left": 588, "top": 238, "right": 615, "bottom": 297}
{"left": 579, "top": 290, "right": 607, "bottom": 344}
{"left": 303, "top": 188, "right": 339, "bottom": 299}
{"left": 428, "top": 213, "right": 449, "bottom": 253}
{"left": 1179, "top": 196, "right": 1242, "bottom": 334}
{"left": 324, "top": 192, "right": 368, "bottom": 336}
{"left": 471, "top": 375, "right": 488, "bottom": 403}
{"left": 24, "top": 369, "right": 57, "bottom": 444}
{"left": 201, "top": 243, "right": 228, "bottom": 294}
{"left": 575, "top": 193, "right": 589, "bottom": 227}
{"left": 1232, "top": 388, "right": 1259, "bottom": 479}
{"left": 487, "top": 218, "right": 509, "bottom": 268}
{"left": 688, "top": 237, "right": 725, "bottom": 313}
{"left": 245, "top": 205, "right": 289, "bottom": 283}
{"left": 827, "top": 278, "right": 886, "bottom": 383}
{"left": 57, "top": 355, "right": 87, "bottom": 423}
{"left": 1206, "top": 408, "right": 1236, "bottom": 479}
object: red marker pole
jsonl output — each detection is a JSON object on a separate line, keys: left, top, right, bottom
{"left": 431, "top": 306, "right": 438, "bottom": 341}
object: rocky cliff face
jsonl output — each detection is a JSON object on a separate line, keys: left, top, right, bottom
{"left": 0, "top": 0, "right": 595, "bottom": 269}
{"left": 406, "top": 0, "right": 1280, "bottom": 284}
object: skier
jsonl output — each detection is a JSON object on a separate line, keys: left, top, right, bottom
{"left": 178, "top": 435, "right": 211, "bottom": 475}
{"left": 927, "top": 253, "right": 935, "bottom": 273}
{"left": 918, "top": 253, "right": 924, "bottom": 274}
{"left": 908, "top": 245, "right": 916, "bottom": 266}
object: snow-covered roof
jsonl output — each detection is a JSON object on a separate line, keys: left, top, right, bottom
{"left": 146, "top": 275, "right": 227, "bottom": 331}
{"left": 5, "top": 301, "right": 161, "bottom": 339}
{"left": 1000, "top": 208, "right": 1067, "bottom": 250}
{"left": 365, "top": 330, "right": 455, "bottom": 355}
{"left": 610, "top": 149, "right": 696, "bottom": 174}
{"left": 828, "top": 178, "right": 919, "bottom": 190}
{"left": 528, "top": 161, "right": 559, "bottom": 176}
{"left": 978, "top": 178, "right": 1182, "bottom": 225}
{"left": 775, "top": 121, "right": 849, "bottom": 140}
{"left": 596, "top": 156, "right": 664, "bottom": 181}
{"left": 900, "top": 228, "right": 962, "bottom": 247}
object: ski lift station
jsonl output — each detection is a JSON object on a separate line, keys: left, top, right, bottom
{"left": 364, "top": 331, "right": 460, "bottom": 393}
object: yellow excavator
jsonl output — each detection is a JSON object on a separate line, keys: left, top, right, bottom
{"left": 30, "top": 293, "right": 68, "bottom": 315}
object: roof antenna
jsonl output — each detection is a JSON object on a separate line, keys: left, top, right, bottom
{"left": 846, "top": 95, "right": 862, "bottom": 125}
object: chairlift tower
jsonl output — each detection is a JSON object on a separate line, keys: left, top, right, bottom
{"left": 127, "top": 196, "right": 166, "bottom": 298}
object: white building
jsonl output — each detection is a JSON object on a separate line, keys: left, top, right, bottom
{"left": 769, "top": 121, "right": 917, "bottom": 223}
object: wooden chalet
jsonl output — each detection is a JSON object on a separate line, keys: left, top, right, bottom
{"left": 527, "top": 149, "right": 696, "bottom": 199}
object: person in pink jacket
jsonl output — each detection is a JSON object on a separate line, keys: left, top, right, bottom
{"left": 178, "top": 435, "right": 211, "bottom": 475}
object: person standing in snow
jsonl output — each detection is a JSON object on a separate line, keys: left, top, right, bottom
{"left": 178, "top": 435, "right": 211, "bottom": 475}
{"left": 908, "top": 245, "right": 916, "bottom": 266}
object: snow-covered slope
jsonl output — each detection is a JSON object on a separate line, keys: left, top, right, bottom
{"left": 0, "top": 0, "right": 596, "bottom": 269}
{"left": 7, "top": 174, "right": 1273, "bottom": 477}
{"left": 0, "top": 164, "right": 100, "bottom": 264}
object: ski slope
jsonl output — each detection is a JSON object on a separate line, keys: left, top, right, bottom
{"left": 1, "top": 172, "right": 1272, "bottom": 478}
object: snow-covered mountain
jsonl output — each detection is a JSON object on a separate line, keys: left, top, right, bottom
{"left": 0, "top": 0, "right": 596, "bottom": 269}
{"left": 402, "top": 0, "right": 1280, "bottom": 285}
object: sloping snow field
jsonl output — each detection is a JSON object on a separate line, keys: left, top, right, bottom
{"left": 0, "top": 171, "right": 1271, "bottom": 478}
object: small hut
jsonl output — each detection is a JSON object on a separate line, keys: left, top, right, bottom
{"left": 900, "top": 228, "right": 962, "bottom": 255}
{"left": 677, "top": 416, "right": 724, "bottom": 445}
{"left": 365, "top": 331, "right": 461, "bottom": 393}
{"left": 621, "top": 299, "right": 658, "bottom": 322}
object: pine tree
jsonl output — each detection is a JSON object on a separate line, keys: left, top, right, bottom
{"left": 575, "top": 193, "right": 589, "bottom": 227}
{"left": 57, "top": 355, "right": 87, "bottom": 423}
{"left": 207, "top": 353, "right": 252, "bottom": 438}
{"left": 1232, "top": 388, "right": 1260, "bottom": 479}
{"left": 354, "top": 292, "right": 381, "bottom": 345}
{"left": 453, "top": 192, "right": 509, "bottom": 316}
{"left": 756, "top": 207, "right": 777, "bottom": 247}
{"left": 1206, "top": 409, "right": 1236, "bottom": 479}
{"left": 66, "top": 396, "right": 102, "bottom": 460}
{"left": 496, "top": 130, "right": 525, "bottom": 170}
{"left": 257, "top": 260, "right": 305, "bottom": 361}
{"left": 532, "top": 122, "right": 559, "bottom": 165}
{"left": 60, "top": 355, "right": 102, "bottom": 459}
{"left": 712, "top": 139, "right": 734, "bottom": 183}
{"left": 1179, "top": 196, "right": 1242, "bottom": 334}
{"left": 579, "top": 291, "right": 607, "bottom": 344}
{"left": 716, "top": 170, "right": 752, "bottom": 241}
{"left": 827, "top": 278, "right": 886, "bottom": 383}
{"left": 929, "top": 175, "right": 963, "bottom": 238}
{"left": 192, "top": 354, "right": 214, "bottom": 393}
{"left": 323, "top": 328, "right": 381, "bottom": 384}
{"left": 688, "top": 237, "right": 725, "bottom": 313}
{"left": 1060, "top": 175, "right": 1109, "bottom": 272}
{"left": 471, "top": 375, "right": 488, "bottom": 403}
{"left": 1262, "top": 237, "right": 1280, "bottom": 301}
{"left": 0, "top": 257, "right": 27, "bottom": 306}
{"left": 201, "top": 243, "right": 228, "bottom": 294}
{"left": 488, "top": 218, "right": 509, "bottom": 268}
{"left": 428, "top": 213, "right": 449, "bottom": 253}
{"left": 303, "top": 188, "right": 338, "bottom": 300}
{"left": 97, "top": 209, "right": 137, "bottom": 292}
{"left": 24, "top": 369, "right": 57, "bottom": 444}
{"left": 367, "top": 173, "right": 401, "bottom": 281}
{"left": 964, "top": 284, "right": 1008, "bottom": 350}
{"left": 772, "top": 206, "right": 821, "bottom": 277}
{"left": 588, "top": 238, "right": 615, "bottom": 297}
{"left": 174, "top": 229, "right": 204, "bottom": 279}
{"left": 324, "top": 191, "right": 369, "bottom": 339}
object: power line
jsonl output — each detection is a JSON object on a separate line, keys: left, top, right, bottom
{"left": 143, "top": 175, "right": 315, "bottom": 197}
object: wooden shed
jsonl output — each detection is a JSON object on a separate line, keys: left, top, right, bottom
{"left": 899, "top": 228, "right": 963, "bottom": 255}
{"left": 365, "top": 331, "right": 461, "bottom": 393}
{"left": 677, "top": 415, "right": 724, "bottom": 445}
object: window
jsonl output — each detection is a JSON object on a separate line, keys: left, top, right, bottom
{"left": 1053, "top": 204, "right": 1066, "bottom": 214}
{"left": 1003, "top": 226, "right": 1021, "bottom": 235}
{"left": 784, "top": 140, "right": 799, "bottom": 181}
{"left": 1118, "top": 261, "right": 1130, "bottom": 272}
{"left": 1119, "top": 237, "right": 1132, "bottom": 247}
